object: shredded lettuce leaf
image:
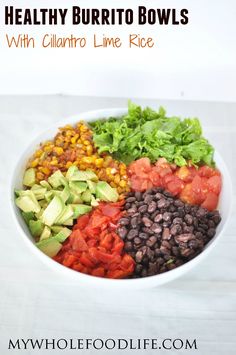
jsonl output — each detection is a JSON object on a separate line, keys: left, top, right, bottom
{"left": 90, "top": 101, "right": 215, "bottom": 166}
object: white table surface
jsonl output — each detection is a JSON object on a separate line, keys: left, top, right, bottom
{"left": 0, "top": 95, "right": 235, "bottom": 355}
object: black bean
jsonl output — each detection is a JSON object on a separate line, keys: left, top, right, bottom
{"left": 117, "top": 226, "right": 128, "bottom": 239}
{"left": 155, "top": 192, "right": 163, "bottom": 200}
{"left": 131, "top": 216, "right": 139, "bottom": 228}
{"left": 157, "top": 198, "right": 168, "bottom": 208}
{"left": 170, "top": 224, "right": 182, "bottom": 236}
{"left": 162, "top": 228, "right": 171, "bottom": 240}
{"left": 139, "top": 232, "right": 148, "bottom": 240}
{"left": 148, "top": 201, "right": 157, "bottom": 213}
{"left": 135, "top": 250, "right": 144, "bottom": 263}
{"left": 207, "top": 228, "right": 216, "bottom": 238}
{"left": 146, "top": 236, "right": 158, "bottom": 248}
{"left": 184, "top": 214, "right": 193, "bottom": 225}
{"left": 127, "top": 229, "right": 139, "bottom": 240}
{"left": 134, "top": 237, "right": 142, "bottom": 245}
{"left": 163, "top": 212, "right": 172, "bottom": 222}
{"left": 144, "top": 195, "right": 153, "bottom": 204}
{"left": 127, "top": 206, "right": 137, "bottom": 214}
{"left": 125, "top": 202, "right": 131, "bottom": 210}
{"left": 154, "top": 213, "right": 163, "bottom": 223}
{"left": 124, "top": 241, "right": 133, "bottom": 251}
{"left": 119, "top": 218, "right": 130, "bottom": 226}
{"left": 142, "top": 217, "right": 153, "bottom": 227}
{"left": 174, "top": 199, "right": 184, "bottom": 207}
{"left": 173, "top": 217, "right": 183, "bottom": 225}
{"left": 126, "top": 197, "right": 136, "bottom": 203}
{"left": 175, "top": 233, "right": 195, "bottom": 243}
{"left": 138, "top": 204, "right": 148, "bottom": 213}
{"left": 151, "top": 223, "right": 162, "bottom": 234}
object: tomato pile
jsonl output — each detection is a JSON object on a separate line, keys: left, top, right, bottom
{"left": 54, "top": 202, "right": 135, "bottom": 278}
{"left": 128, "top": 158, "right": 222, "bottom": 211}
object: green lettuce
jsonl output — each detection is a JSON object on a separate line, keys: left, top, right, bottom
{"left": 90, "top": 101, "right": 215, "bottom": 167}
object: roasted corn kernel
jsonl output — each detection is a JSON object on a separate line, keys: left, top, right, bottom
{"left": 27, "top": 121, "right": 130, "bottom": 195}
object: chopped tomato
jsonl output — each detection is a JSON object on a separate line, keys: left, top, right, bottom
{"left": 128, "top": 158, "right": 222, "bottom": 211}
{"left": 201, "top": 192, "right": 219, "bottom": 211}
{"left": 198, "top": 166, "right": 216, "bottom": 178}
{"left": 207, "top": 175, "right": 222, "bottom": 195}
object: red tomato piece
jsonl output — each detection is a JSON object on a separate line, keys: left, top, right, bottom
{"left": 198, "top": 166, "right": 216, "bottom": 178}
{"left": 207, "top": 175, "right": 222, "bottom": 195}
{"left": 201, "top": 192, "right": 219, "bottom": 211}
{"left": 149, "top": 170, "right": 160, "bottom": 186}
{"left": 167, "top": 177, "right": 184, "bottom": 196}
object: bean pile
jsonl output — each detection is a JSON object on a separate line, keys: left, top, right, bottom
{"left": 117, "top": 188, "right": 221, "bottom": 278}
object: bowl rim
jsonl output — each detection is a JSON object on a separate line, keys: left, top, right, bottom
{"left": 9, "top": 107, "right": 233, "bottom": 288}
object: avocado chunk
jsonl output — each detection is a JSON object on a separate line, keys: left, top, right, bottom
{"left": 87, "top": 180, "right": 97, "bottom": 194}
{"left": 37, "top": 238, "right": 62, "bottom": 258}
{"left": 56, "top": 205, "right": 74, "bottom": 225}
{"left": 72, "top": 204, "right": 92, "bottom": 218}
{"left": 23, "top": 168, "right": 36, "bottom": 187}
{"left": 60, "top": 185, "right": 71, "bottom": 203}
{"left": 31, "top": 185, "right": 47, "bottom": 200}
{"left": 16, "top": 193, "right": 41, "bottom": 213}
{"left": 81, "top": 190, "right": 92, "bottom": 203}
{"left": 29, "top": 220, "right": 44, "bottom": 238}
{"left": 96, "top": 181, "right": 119, "bottom": 202}
{"left": 48, "top": 170, "right": 66, "bottom": 188}
{"left": 40, "top": 226, "right": 51, "bottom": 241}
{"left": 22, "top": 211, "right": 35, "bottom": 225}
{"left": 41, "top": 195, "right": 64, "bottom": 226}
{"left": 70, "top": 170, "right": 98, "bottom": 182}
{"left": 69, "top": 181, "right": 87, "bottom": 194}
{"left": 66, "top": 165, "right": 78, "bottom": 180}
{"left": 40, "top": 180, "right": 52, "bottom": 189}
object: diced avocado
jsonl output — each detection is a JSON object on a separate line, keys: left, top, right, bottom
{"left": 41, "top": 195, "right": 65, "bottom": 226}
{"left": 70, "top": 170, "right": 98, "bottom": 182}
{"left": 45, "top": 191, "right": 54, "bottom": 202}
{"left": 72, "top": 204, "right": 92, "bottom": 218}
{"left": 39, "top": 200, "right": 48, "bottom": 209}
{"left": 35, "top": 209, "right": 44, "bottom": 220}
{"left": 60, "top": 185, "right": 70, "bottom": 203}
{"left": 69, "top": 181, "right": 87, "bottom": 194}
{"left": 56, "top": 205, "right": 74, "bottom": 224}
{"left": 31, "top": 187, "right": 47, "bottom": 200}
{"left": 48, "top": 170, "right": 66, "bottom": 188}
{"left": 23, "top": 168, "right": 36, "bottom": 187}
{"left": 96, "top": 181, "right": 119, "bottom": 202}
{"left": 40, "top": 226, "right": 51, "bottom": 241}
{"left": 63, "top": 218, "right": 73, "bottom": 226}
{"left": 68, "top": 192, "right": 82, "bottom": 204}
{"left": 54, "top": 229, "right": 71, "bottom": 242}
{"left": 37, "top": 238, "right": 62, "bottom": 257}
{"left": 29, "top": 220, "right": 44, "bottom": 238}
{"left": 87, "top": 180, "right": 97, "bottom": 194}
{"left": 66, "top": 165, "right": 78, "bottom": 180}
{"left": 40, "top": 180, "right": 52, "bottom": 189}
{"left": 51, "top": 226, "right": 64, "bottom": 234}
{"left": 81, "top": 190, "right": 92, "bottom": 203}
{"left": 22, "top": 211, "right": 35, "bottom": 225}
{"left": 16, "top": 194, "right": 41, "bottom": 213}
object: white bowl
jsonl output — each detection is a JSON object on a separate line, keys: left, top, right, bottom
{"left": 10, "top": 108, "right": 233, "bottom": 289}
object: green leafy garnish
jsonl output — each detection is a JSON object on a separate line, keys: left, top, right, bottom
{"left": 90, "top": 101, "right": 215, "bottom": 166}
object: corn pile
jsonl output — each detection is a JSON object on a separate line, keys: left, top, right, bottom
{"left": 27, "top": 122, "right": 130, "bottom": 197}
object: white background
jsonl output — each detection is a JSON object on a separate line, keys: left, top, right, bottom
{"left": 0, "top": 0, "right": 236, "bottom": 101}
